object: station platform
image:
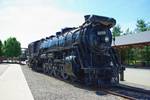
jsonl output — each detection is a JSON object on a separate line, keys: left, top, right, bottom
{"left": 0, "top": 64, "right": 34, "bottom": 100}
{"left": 124, "top": 67, "right": 150, "bottom": 87}
{"left": 120, "top": 67, "right": 150, "bottom": 91}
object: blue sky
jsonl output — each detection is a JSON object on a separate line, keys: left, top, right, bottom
{"left": 0, "top": 0, "right": 149, "bottom": 47}
{"left": 54, "top": 0, "right": 150, "bottom": 28}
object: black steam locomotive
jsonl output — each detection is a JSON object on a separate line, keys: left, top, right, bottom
{"left": 27, "top": 15, "right": 124, "bottom": 86}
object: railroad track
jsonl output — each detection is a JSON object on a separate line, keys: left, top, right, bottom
{"left": 102, "top": 89, "right": 136, "bottom": 100}
{"left": 97, "top": 84, "right": 150, "bottom": 100}
{"left": 115, "top": 84, "right": 150, "bottom": 95}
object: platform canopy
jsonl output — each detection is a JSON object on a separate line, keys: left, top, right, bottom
{"left": 112, "top": 31, "right": 150, "bottom": 47}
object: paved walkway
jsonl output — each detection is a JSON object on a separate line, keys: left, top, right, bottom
{"left": 121, "top": 67, "right": 150, "bottom": 89}
{"left": 0, "top": 64, "right": 34, "bottom": 100}
{"left": 0, "top": 64, "right": 9, "bottom": 76}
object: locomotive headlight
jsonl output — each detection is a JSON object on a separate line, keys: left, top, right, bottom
{"left": 97, "top": 31, "right": 106, "bottom": 35}
{"left": 105, "top": 37, "right": 109, "bottom": 42}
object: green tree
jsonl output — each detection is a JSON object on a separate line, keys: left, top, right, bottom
{"left": 141, "top": 46, "right": 150, "bottom": 65}
{"left": 112, "top": 25, "right": 122, "bottom": 38}
{"left": 136, "top": 19, "right": 147, "bottom": 32}
{"left": 3, "top": 37, "right": 21, "bottom": 58}
{"left": 0, "top": 40, "right": 3, "bottom": 56}
{"left": 124, "top": 28, "right": 133, "bottom": 35}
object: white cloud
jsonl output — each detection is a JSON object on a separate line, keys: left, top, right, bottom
{"left": 0, "top": 0, "right": 84, "bottom": 47}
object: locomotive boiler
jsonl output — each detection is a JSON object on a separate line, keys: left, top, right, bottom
{"left": 27, "top": 15, "right": 124, "bottom": 86}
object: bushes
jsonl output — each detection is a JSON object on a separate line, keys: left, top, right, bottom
{"left": 119, "top": 46, "right": 150, "bottom": 67}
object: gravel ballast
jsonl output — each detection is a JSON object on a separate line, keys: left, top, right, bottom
{"left": 21, "top": 65, "right": 125, "bottom": 100}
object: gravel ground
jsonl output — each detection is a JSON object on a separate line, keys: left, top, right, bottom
{"left": 21, "top": 65, "right": 125, "bottom": 100}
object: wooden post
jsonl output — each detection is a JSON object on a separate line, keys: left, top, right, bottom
{"left": 120, "top": 68, "right": 124, "bottom": 81}
{"left": 146, "top": 45, "right": 148, "bottom": 67}
{"left": 127, "top": 48, "right": 129, "bottom": 65}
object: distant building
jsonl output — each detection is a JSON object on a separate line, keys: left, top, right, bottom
{"left": 20, "top": 48, "right": 28, "bottom": 61}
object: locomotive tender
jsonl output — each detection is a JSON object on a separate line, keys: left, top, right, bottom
{"left": 28, "top": 15, "right": 124, "bottom": 86}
